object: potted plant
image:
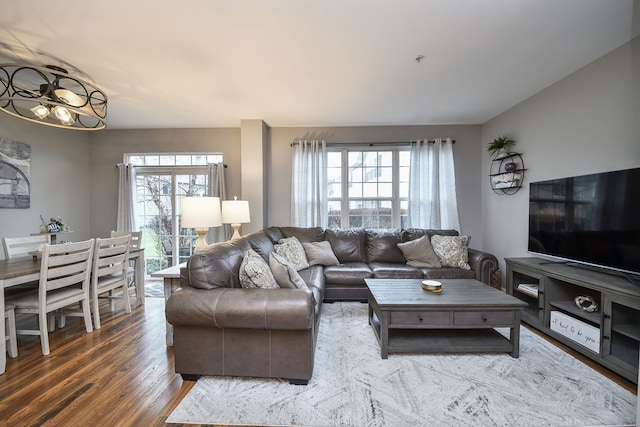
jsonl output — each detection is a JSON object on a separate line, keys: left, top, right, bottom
{"left": 487, "top": 135, "right": 516, "bottom": 158}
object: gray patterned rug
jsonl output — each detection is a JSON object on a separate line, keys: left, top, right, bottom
{"left": 167, "top": 302, "right": 636, "bottom": 426}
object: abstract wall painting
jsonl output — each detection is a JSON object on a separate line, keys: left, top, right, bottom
{"left": 0, "top": 138, "right": 31, "bottom": 208}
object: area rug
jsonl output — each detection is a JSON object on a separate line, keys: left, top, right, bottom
{"left": 167, "top": 302, "right": 636, "bottom": 426}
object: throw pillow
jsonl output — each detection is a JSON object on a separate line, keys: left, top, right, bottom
{"left": 274, "top": 237, "right": 310, "bottom": 271}
{"left": 269, "top": 252, "right": 308, "bottom": 289}
{"left": 239, "top": 249, "right": 279, "bottom": 289}
{"left": 302, "top": 241, "right": 340, "bottom": 266}
{"left": 430, "top": 235, "right": 472, "bottom": 270}
{"left": 397, "top": 236, "right": 442, "bottom": 268}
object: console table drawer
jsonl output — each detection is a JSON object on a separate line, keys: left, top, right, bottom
{"left": 454, "top": 311, "right": 514, "bottom": 326}
{"left": 390, "top": 311, "right": 450, "bottom": 326}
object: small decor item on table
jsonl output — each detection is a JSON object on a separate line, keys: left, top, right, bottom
{"left": 40, "top": 214, "right": 68, "bottom": 233}
{"left": 574, "top": 295, "right": 599, "bottom": 313}
{"left": 421, "top": 280, "right": 442, "bottom": 293}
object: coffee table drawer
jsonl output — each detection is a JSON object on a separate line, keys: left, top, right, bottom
{"left": 454, "top": 311, "right": 514, "bottom": 326}
{"left": 390, "top": 311, "right": 450, "bottom": 326}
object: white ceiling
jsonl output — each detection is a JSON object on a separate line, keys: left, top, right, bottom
{"left": 1, "top": 0, "right": 638, "bottom": 129}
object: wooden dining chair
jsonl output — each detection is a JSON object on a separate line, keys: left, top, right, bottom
{"left": 4, "top": 304, "right": 17, "bottom": 358}
{"left": 2, "top": 235, "right": 48, "bottom": 259}
{"left": 8, "top": 239, "right": 95, "bottom": 356}
{"left": 110, "top": 230, "right": 142, "bottom": 300}
{"left": 91, "top": 235, "right": 132, "bottom": 329}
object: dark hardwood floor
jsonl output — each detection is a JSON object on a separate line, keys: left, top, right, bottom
{"left": 0, "top": 295, "right": 636, "bottom": 426}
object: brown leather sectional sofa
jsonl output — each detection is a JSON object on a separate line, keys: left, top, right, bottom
{"left": 165, "top": 226, "right": 500, "bottom": 384}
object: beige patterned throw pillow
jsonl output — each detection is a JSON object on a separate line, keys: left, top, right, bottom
{"left": 239, "top": 249, "right": 279, "bottom": 289}
{"left": 430, "top": 235, "right": 471, "bottom": 270}
{"left": 274, "top": 237, "right": 310, "bottom": 271}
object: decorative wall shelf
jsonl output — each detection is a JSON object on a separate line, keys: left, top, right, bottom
{"left": 489, "top": 152, "right": 526, "bottom": 195}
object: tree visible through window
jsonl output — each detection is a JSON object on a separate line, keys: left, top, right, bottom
{"left": 327, "top": 147, "right": 409, "bottom": 229}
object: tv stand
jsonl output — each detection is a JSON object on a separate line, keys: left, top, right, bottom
{"left": 506, "top": 257, "right": 640, "bottom": 383}
{"left": 538, "top": 260, "right": 570, "bottom": 266}
{"left": 622, "top": 273, "right": 640, "bottom": 288}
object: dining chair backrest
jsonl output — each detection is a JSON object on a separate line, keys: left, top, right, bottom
{"left": 40, "top": 240, "right": 95, "bottom": 297}
{"left": 2, "top": 235, "right": 48, "bottom": 259}
{"left": 110, "top": 231, "right": 142, "bottom": 249}
{"left": 93, "top": 235, "right": 131, "bottom": 282}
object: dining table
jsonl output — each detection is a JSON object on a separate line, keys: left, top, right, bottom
{"left": 0, "top": 247, "right": 145, "bottom": 374}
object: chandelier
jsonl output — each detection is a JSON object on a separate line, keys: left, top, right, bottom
{"left": 0, "top": 63, "right": 107, "bottom": 130}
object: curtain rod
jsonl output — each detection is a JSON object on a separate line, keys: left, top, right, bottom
{"left": 116, "top": 164, "right": 227, "bottom": 168}
{"left": 291, "top": 139, "right": 455, "bottom": 146}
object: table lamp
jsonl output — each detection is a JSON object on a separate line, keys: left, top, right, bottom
{"left": 181, "top": 196, "right": 222, "bottom": 252}
{"left": 221, "top": 196, "right": 251, "bottom": 240}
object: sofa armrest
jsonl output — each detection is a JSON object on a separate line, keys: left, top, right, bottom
{"left": 467, "top": 248, "right": 499, "bottom": 286}
{"left": 166, "top": 286, "right": 314, "bottom": 330}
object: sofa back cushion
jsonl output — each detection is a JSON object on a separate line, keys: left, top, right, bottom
{"left": 324, "top": 228, "right": 367, "bottom": 263}
{"left": 244, "top": 230, "right": 275, "bottom": 262}
{"left": 366, "top": 229, "right": 405, "bottom": 263}
{"left": 280, "top": 226, "right": 325, "bottom": 243}
{"left": 187, "top": 238, "right": 251, "bottom": 289}
{"left": 263, "top": 226, "right": 285, "bottom": 244}
{"left": 403, "top": 228, "right": 459, "bottom": 242}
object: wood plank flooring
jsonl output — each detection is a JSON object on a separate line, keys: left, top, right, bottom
{"left": 0, "top": 296, "right": 636, "bottom": 426}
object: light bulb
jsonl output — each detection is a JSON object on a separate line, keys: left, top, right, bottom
{"left": 52, "top": 106, "right": 75, "bottom": 125}
{"left": 31, "top": 104, "right": 50, "bottom": 120}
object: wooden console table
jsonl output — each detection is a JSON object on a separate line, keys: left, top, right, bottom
{"left": 151, "top": 262, "right": 186, "bottom": 346}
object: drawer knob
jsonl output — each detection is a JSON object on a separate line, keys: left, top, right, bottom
{"left": 482, "top": 315, "right": 487, "bottom": 322}
{"left": 418, "top": 315, "right": 423, "bottom": 321}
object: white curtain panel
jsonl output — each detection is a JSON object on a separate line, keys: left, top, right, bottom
{"left": 408, "top": 138, "right": 461, "bottom": 231}
{"left": 291, "top": 140, "right": 328, "bottom": 227}
{"left": 116, "top": 163, "right": 136, "bottom": 232}
{"left": 208, "top": 162, "right": 230, "bottom": 242}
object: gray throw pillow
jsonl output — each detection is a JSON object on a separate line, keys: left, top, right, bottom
{"left": 302, "top": 241, "right": 339, "bottom": 266}
{"left": 239, "top": 249, "right": 279, "bottom": 288}
{"left": 274, "top": 236, "right": 310, "bottom": 271}
{"left": 269, "top": 252, "right": 308, "bottom": 289}
{"left": 397, "top": 236, "right": 442, "bottom": 268}
{"left": 431, "top": 235, "right": 471, "bottom": 270}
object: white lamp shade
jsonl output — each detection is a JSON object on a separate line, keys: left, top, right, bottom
{"left": 222, "top": 199, "right": 251, "bottom": 224}
{"left": 181, "top": 196, "right": 222, "bottom": 228}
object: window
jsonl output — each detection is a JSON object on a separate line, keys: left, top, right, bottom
{"left": 125, "top": 153, "right": 223, "bottom": 274}
{"left": 327, "top": 147, "right": 410, "bottom": 229}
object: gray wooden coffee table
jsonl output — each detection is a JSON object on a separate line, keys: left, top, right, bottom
{"left": 365, "top": 279, "right": 527, "bottom": 359}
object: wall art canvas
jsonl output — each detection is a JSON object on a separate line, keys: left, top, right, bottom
{"left": 0, "top": 138, "right": 31, "bottom": 208}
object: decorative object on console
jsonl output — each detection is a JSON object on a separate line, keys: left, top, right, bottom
{"left": 574, "top": 295, "right": 599, "bottom": 313}
{"left": 0, "top": 63, "right": 107, "bottom": 130}
{"left": 180, "top": 196, "right": 222, "bottom": 252}
{"left": 221, "top": 196, "right": 250, "bottom": 240}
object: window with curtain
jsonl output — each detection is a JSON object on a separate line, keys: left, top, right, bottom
{"left": 327, "top": 146, "right": 410, "bottom": 229}
{"left": 123, "top": 153, "right": 223, "bottom": 274}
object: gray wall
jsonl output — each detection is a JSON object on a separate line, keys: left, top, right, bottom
{"left": 267, "top": 125, "right": 483, "bottom": 245}
{"left": 0, "top": 114, "right": 90, "bottom": 258}
{"left": 481, "top": 36, "right": 640, "bottom": 281}
{"left": 88, "top": 128, "right": 242, "bottom": 239}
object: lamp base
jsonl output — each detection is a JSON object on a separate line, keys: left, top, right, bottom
{"left": 194, "top": 227, "right": 209, "bottom": 252}
{"left": 230, "top": 223, "right": 242, "bottom": 240}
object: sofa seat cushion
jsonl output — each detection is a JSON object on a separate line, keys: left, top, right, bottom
{"left": 368, "top": 262, "right": 424, "bottom": 279}
{"left": 298, "top": 265, "right": 325, "bottom": 314}
{"left": 421, "top": 267, "right": 476, "bottom": 280}
{"left": 323, "top": 262, "right": 372, "bottom": 285}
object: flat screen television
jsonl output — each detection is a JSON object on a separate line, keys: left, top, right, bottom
{"left": 528, "top": 167, "right": 640, "bottom": 276}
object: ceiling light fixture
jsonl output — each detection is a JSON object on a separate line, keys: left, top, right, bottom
{"left": 0, "top": 63, "right": 107, "bottom": 130}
